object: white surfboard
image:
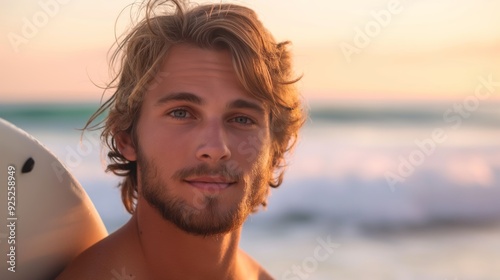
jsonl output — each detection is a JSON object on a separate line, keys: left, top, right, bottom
{"left": 0, "top": 118, "right": 108, "bottom": 279}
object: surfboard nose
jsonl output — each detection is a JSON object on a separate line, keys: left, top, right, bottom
{"left": 0, "top": 118, "right": 108, "bottom": 280}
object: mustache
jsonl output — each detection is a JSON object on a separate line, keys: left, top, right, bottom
{"left": 171, "top": 163, "right": 242, "bottom": 182}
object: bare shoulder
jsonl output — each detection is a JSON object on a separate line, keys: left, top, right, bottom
{"left": 56, "top": 220, "right": 144, "bottom": 280}
{"left": 258, "top": 267, "right": 275, "bottom": 280}
{"left": 239, "top": 250, "right": 275, "bottom": 280}
{"left": 55, "top": 237, "right": 114, "bottom": 280}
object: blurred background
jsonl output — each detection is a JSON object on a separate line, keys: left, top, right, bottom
{"left": 1, "top": 0, "right": 499, "bottom": 279}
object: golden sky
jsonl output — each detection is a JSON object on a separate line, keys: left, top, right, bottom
{"left": 1, "top": 0, "right": 499, "bottom": 103}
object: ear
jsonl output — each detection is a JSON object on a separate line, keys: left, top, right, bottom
{"left": 115, "top": 131, "right": 137, "bottom": 161}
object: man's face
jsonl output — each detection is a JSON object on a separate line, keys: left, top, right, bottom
{"left": 122, "top": 44, "right": 273, "bottom": 236}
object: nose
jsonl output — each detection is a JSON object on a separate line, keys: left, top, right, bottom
{"left": 195, "top": 120, "right": 231, "bottom": 163}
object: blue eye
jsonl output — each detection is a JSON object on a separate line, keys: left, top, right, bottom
{"left": 169, "top": 109, "right": 191, "bottom": 119}
{"left": 232, "top": 116, "right": 254, "bottom": 125}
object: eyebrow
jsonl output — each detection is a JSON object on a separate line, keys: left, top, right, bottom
{"left": 155, "top": 92, "right": 265, "bottom": 114}
{"left": 155, "top": 92, "right": 204, "bottom": 106}
{"left": 227, "top": 99, "right": 266, "bottom": 115}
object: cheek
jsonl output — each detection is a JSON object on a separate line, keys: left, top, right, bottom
{"left": 255, "top": 145, "right": 273, "bottom": 172}
{"left": 138, "top": 122, "right": 193, "bottom": 157}
{"left": 232, "top": 132, "right": 272, "bottom": 170}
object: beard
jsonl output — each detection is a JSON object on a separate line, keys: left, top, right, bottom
{"left": 137, "top": 150, "right": 270, "bottom": 236}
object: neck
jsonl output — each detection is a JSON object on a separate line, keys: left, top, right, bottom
{"left": 132, "top": 197, "right": 243, "bottom": 279}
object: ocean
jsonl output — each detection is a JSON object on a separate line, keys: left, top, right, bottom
{"left": 1, "top": 101, "right": 500, "bottom": 279}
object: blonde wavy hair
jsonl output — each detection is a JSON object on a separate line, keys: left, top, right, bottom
{"left": 85, "top": 0, "right": 305, "bottom": 214}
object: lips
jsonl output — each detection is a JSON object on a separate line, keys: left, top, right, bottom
{"left": 184, "top": 176, "right": 236, "bottom": 191}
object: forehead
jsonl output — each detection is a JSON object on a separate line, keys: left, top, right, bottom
{"left": 155, "top": 44, "right": 239, "bottom": 87}
{"left": 143, "top": 44, "right": 267, "bottom": 110}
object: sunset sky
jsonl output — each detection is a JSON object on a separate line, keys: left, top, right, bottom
{"left": 1, "top": 0, "right": 499, "bottom": 103}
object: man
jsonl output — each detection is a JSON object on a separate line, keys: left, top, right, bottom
{"left": 57, "top": 0, "right": 304, "bottom": 279}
